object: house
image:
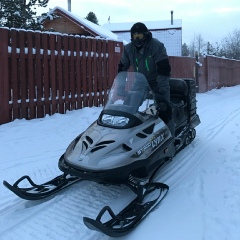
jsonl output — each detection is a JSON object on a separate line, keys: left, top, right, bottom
{"left": 102, "top": 13, "right": 182, "bottom": 56}
{"left": 42, "top": 6, "right": 123, "bottom": 42}
{"left": 42, "top": 7, "right": 181, "bottom": 56}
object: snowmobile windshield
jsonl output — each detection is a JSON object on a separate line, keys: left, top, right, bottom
{"left": 98, "top": 72, "right": 158, "bottom": 128}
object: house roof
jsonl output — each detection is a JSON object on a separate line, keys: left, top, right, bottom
{"left": 102, "top": 19, "right": 182, "bottom": 32}
{"left": 102, "top": 20, "right": 183, "bottom": 56}
{"left": 46, "top": 6, "right": 125, "bottom": 42}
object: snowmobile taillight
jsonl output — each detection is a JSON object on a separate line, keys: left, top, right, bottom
{"left": 101, "top": 114, "right": 129, "bottom": 127}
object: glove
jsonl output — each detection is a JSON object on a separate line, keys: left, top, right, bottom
{"left": 157, "top": 100, "right": 172, "bottom": 124}
{"left": 158, "top": 102, "right": 168, "bottom": 111}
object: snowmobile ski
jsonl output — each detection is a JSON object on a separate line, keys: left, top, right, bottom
{"left": 83, "top": 182, "right": 169, "bottom": 237}
{"left": 3, "top": 174, "right": 81, "bottom": 200}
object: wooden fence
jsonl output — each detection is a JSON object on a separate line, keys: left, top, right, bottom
{"left": 0, "top": 28, "right": 123, "bottom": 124}
{"left": 198, "top": 56, "right": 240, "bottom": 92}
{"left": 1, "top": 27, "right": 240, "bottom": 125}
{"left": 169, "top": 55, "right": 240, "bottom": 93}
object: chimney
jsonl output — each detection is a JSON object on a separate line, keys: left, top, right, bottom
{"left": 171, "top": 10, "right": 173, "bottom": 25}
{"left": 68, "top": 0, "right": 71, "bottom": 12}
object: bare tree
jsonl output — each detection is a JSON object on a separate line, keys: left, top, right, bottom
{"left": 188, "top": 38, "right": 195, "bottom": 57}
{"left": 195, "top": 34, "right": 207, "bottom": 56}
{"left": 219, "top": 28, "right": 240, "bottom": 60}
{"left": 206, "top": 41, "right": 221, "bottom": 55}
{"left": 187, "top": 33, "right": 207, "bottom": 57}
{"left": 185, "top": 29, "right": 240, "bottom": 60}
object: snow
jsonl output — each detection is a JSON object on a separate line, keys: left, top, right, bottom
{"left": 102, "top": 19, "right": 182, "bottom": 32}
{"left": 0, "top": 84, "right": 240, "bottom": 240}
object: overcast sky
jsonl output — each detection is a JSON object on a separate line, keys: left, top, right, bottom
{"left": 41, "top": 0, "right": 240, "bottom": 44}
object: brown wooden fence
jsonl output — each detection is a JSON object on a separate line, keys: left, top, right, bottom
{"left": 169, "top": 55, "right": 240, "bottom": 93}
{"left": 0, "top": 28, "right": 123, "bottom": 124}
{"left": 169, "top": 56, "right": 196, "bottom": 79}
{"left": 1, "top": 27, "right": 240, "bottom": 125}
{"left": 198, "top": 56, "right": 240, "bottom": 92}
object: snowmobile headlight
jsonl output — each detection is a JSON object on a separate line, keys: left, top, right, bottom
{"left": 102, "top": 114, "right": 129, "bottom": 127}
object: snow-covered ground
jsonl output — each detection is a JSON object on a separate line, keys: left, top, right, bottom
{"left": 0, "top": 85, "right": 240, "bottom": 240}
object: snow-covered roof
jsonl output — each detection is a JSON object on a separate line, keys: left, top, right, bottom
{"left": 102, "top": 19, "right": 182, "bottom": 32}
{"left": 102, "top": 20, "right": 182, "bottom": 56}
{"left": 48, "top": 6, "right": 126, "bottom": 43}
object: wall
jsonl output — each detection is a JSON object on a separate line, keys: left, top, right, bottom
{"left": 113, "top": 29, "right": 182, "bottom": 56}
{"left": 43, "top": 15, "right": 89, "bottom": 35}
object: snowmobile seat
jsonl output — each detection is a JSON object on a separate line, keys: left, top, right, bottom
{"left": 170, "top": 78, "right": 188, "bottom": 105}
{"left": 170, "top": 78, "right": 189, "bottom": 129}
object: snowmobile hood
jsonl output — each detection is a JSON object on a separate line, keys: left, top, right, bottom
{"left": 64, "top": 119, "right": 170, "bottom": 171}
{"left": 63, "top": 72, "right": 172, "bottom": 171}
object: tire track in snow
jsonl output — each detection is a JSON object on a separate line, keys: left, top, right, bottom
{"left": 157, "top": 104, "right": 240, "bottom": 189}
{"left": 155, "top": 103, "right": 240, "bottom": 240}
{"left": 199, "top": 118, "right": 240, "bottom": 240}
{"left": 0, "top": 121, "right": 233, "bottom": 240}
{"left": 0, "top": 163, "right": 61, "bottom": 215}
{"left": 217, "top": 130, "right": 240, "bottom": 239}
{"left": 0, "top": 178, "right": 128, "bottom": 240}
{"left": 1, "top": 91, "right": 239, "bottom": 240}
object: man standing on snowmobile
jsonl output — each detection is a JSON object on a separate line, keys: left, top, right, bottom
{"left": 118, "top": 22, "right": 174, "bottom": 137}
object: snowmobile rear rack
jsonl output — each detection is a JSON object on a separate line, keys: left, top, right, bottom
{"left": 3, "top": 174, "right": 81, "bottom": 200}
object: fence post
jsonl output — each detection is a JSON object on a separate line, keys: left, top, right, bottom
{"left": 195, "top": 51, "right": 199, "bottom": 93}
{"left": 0, "top": 28, "right": 10, "bottom": 124}
{"left": 108, "top": 40, "right": 115, "bottom": 87}
{"left": 75, "top": 35, "right": 82, "bottom": 109}
{"left": 19, "top": 29, "right": 27, "bottom": 119}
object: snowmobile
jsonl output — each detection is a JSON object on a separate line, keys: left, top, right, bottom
{"left": 3, "top": 72, "right": 200, "bottom": 237}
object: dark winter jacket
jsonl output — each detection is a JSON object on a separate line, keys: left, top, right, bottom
{"left": 118, "top": 32, "right": 171, "bottom": 101}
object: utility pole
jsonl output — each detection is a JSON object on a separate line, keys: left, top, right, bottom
{"left": 68, "top": 0, "right": 71, "bottom": 11}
